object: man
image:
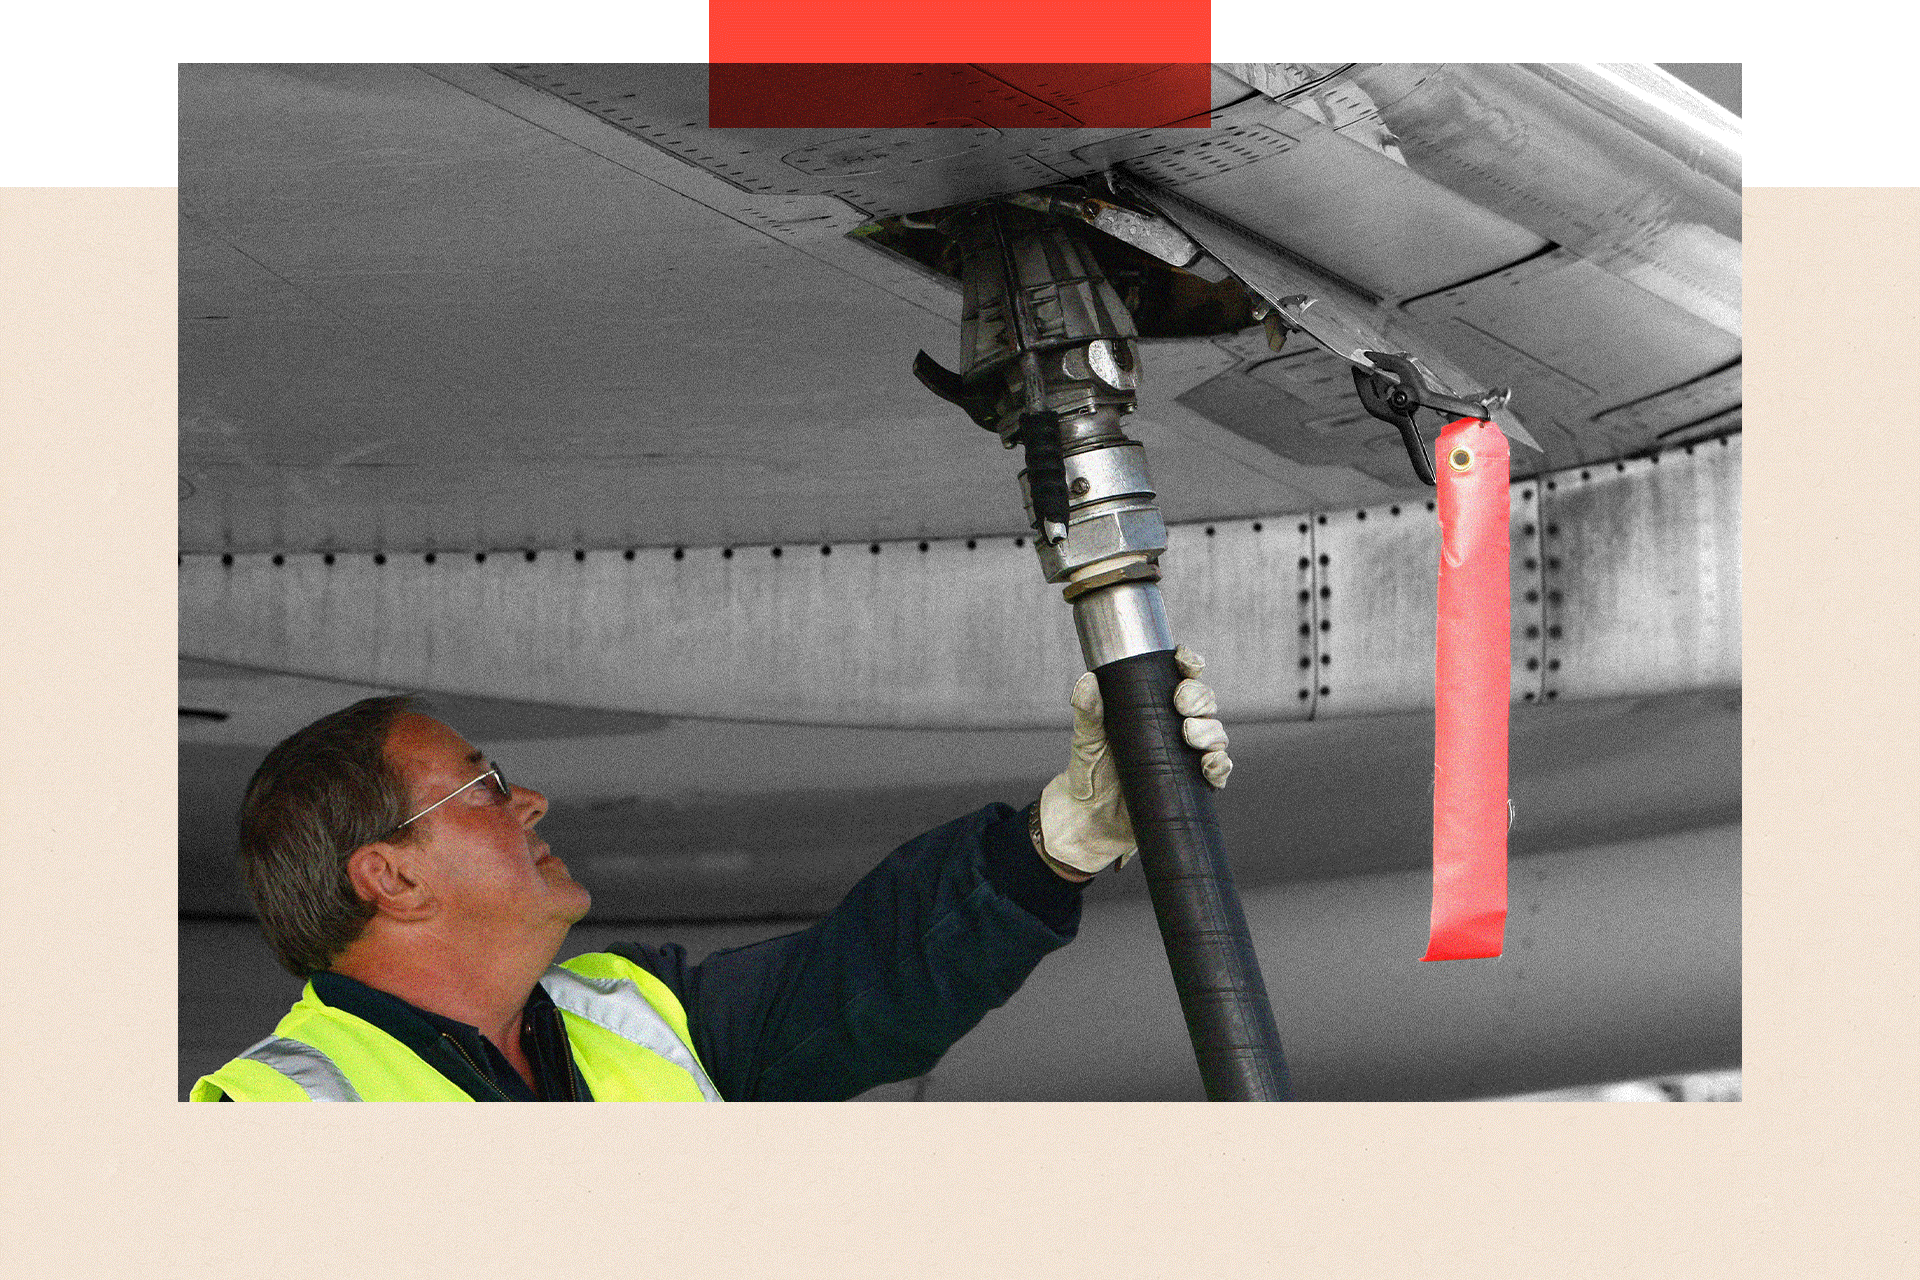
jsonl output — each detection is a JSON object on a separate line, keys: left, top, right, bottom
{"left": 191, "top": 649, "right": 1231, "bottom": 1101}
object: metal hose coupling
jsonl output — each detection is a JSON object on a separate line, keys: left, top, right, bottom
{"left": 912, "top": 201, "right": 1167, "bottom": 645}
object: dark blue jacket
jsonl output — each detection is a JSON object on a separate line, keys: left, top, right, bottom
{"left": 617, "top": 801, "right": 1083, "bottom": 1100}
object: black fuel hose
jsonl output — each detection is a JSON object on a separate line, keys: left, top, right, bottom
{"left": 1095, "top": 648, "right": 1293, "bottom": 1101}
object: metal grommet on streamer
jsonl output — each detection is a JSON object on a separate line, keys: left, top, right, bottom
{"left": 1448, "top": 446, "right": 1474, "bottom": 472}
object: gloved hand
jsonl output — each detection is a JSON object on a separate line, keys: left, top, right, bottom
{"left": 1036, "top": 644, "right": 1231, "bottom": 877}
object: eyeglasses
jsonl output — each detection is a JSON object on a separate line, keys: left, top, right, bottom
{"left": 395, "top": 764, "right": 512, "bottom": 830}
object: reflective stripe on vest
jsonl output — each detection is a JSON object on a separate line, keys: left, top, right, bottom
{"left": 233, "top": 1033, "right": 363, "bottom": 1101}
{"left": 192, "top": 953, "right": 719, "bottom": 1101}
{"left": 540, "top": 965, "right": 722, "bottom": 1102}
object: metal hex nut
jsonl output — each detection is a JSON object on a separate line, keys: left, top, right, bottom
{"left": 1035, "top": 506, "right": 1167, "bottom": 582}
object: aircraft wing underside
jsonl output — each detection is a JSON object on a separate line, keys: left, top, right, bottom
{"left": 180, "top": 62, "right": 1741, "bottom": 557}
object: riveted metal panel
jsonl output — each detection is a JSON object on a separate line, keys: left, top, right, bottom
{"left": 1510, "top": 482, "right": 1550, "bottom": 706}
{"left": 180, "top": 538, "right": 1080, "bottom": 729}
{"left": 1536, "top": 435, "right": 1740, "bottom": 700}
{"left": 1080, "top": 118, "right": 1302, "bottom": 184}
{"left": 178, "top": 519, "right": 1314, "bottom": 729}
{"left": 1157, "top": 517, "right": 1316, "bottom": 722}
{"left": 1311, "top": 485, "right": 1542, "bottom": 718}
{"left": 1310, "top": 501, "right": 1435, "bottom": 717}
{"left": 180, "top": 437, "right": 1737, "bottom": 727}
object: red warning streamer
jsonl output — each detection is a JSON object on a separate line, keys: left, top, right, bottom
{"left": 1424, "top": 417, "right": 1510, "bottom": 961}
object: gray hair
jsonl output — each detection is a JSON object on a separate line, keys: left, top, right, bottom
{"left": 237, "top": 695, "right": 423, "bottom": 977}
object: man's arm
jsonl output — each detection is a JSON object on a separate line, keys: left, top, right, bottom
{"left": 614, "top": 801, "right": 1080, "bottom": 1101}
{"left": 612, "top": 649, "right": 1231, "bottom": 1101}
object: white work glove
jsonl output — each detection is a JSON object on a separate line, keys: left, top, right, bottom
{"left": 1036, "top": 644, "right": 1231, "bottom": 876}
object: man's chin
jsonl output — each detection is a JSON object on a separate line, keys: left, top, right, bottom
{"left": 536, "top": 854, "right": 592, "bottom": 919}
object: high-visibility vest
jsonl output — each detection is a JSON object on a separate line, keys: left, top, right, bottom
{"left": 190, "top": 952, "right": 722, "bottom": 1101}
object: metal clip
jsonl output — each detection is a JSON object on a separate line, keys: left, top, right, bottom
{"left": 1353, "top": 351, "right": 1516, "bottom": 487}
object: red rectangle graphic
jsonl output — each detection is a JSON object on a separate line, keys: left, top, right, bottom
{"left": 709, "top": 0, "right": 1210, "bottom": 63}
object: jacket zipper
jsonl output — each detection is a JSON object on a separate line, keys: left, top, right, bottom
{"left": 537, "top": 1005, "right": 581, "bottom": 1101}
{"left": 439, "top": 1033, "right": 513, "bottom": 1101}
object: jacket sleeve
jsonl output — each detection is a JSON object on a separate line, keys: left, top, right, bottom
{"left": 611, "top": 802, "right": 1082, "bottom": 1101}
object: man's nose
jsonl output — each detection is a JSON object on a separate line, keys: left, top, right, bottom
{"left": 513, "top": 784, "right": 548, "bottom": 827}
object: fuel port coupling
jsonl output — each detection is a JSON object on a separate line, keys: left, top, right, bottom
{"left": 912, "top": 202, "right": 1168, "bottom": 664}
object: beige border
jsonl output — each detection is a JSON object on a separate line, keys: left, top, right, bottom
{"left": 3, "top": 179, "right": 1911, "bottom": 1275}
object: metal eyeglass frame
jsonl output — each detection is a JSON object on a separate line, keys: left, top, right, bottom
{"left": 395, "top": 764, "right": 511, "bottom": 830}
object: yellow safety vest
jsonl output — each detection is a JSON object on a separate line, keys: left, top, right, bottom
{"left": 190, "top": 951, "right": 721, "bottom": 1101}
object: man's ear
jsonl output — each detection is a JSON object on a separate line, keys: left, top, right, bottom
{"left": 345, "top": 841, "right": 435, "bottom": 922}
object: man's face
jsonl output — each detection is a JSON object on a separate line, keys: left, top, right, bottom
{"left": 382, "top": 713, "right": 591, "bottom": 943}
